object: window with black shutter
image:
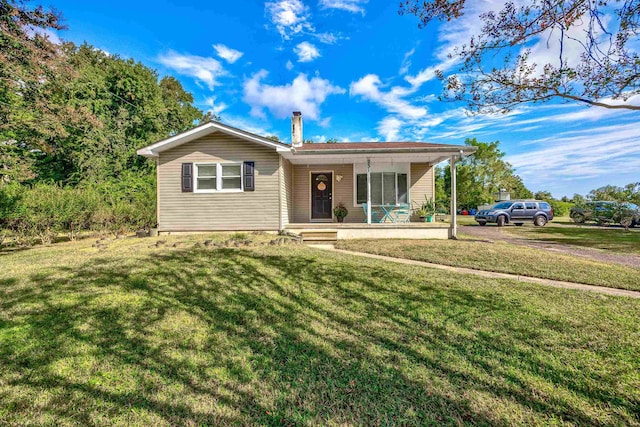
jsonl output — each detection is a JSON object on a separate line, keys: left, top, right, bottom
{"left": 243, "top": 161, "right": 255, "bottom": 191}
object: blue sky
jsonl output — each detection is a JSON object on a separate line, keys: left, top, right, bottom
{"left": 48, "top": 0, "right": 639, "bottom": 197}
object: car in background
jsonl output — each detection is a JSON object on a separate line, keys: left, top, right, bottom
{"left": 474, "top": 200, "right": 554, "bottom": 227}
{"left": 570, "top": 201, "right": 640, "bottom": 228}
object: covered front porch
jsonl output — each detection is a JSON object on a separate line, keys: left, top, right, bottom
{"left": 281, "top": 143, "right": 476, "bottom": 239}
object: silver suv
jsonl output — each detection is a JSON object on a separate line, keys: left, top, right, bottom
{"left": 475, "top": 200, "right": 554, "bottom": 227}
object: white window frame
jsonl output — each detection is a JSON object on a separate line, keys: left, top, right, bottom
{"left": 219, "top": 163, "right": 244, "bottom": 192}
{"left": 352, "top": 163, "right": 410, "bottom": 207}
{"left": 193, "top": 162, "right": 244, "bottom": 193}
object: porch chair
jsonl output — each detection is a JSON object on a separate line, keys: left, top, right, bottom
{"left": 362, "top": 203, "right": 384, "bottom": 223}
{"left": 394, "top": 203, "right": 411, "bottom": 223}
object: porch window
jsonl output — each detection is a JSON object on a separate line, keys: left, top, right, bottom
{"left": 356, "top": 172, "right": 408, "bottom": 205}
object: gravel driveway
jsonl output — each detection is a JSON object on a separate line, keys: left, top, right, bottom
{"left": 460, "top": 224, "right": 640, "bottom": 269}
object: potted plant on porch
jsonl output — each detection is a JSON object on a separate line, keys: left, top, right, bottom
{"left": 420, "top": 197, "right": 436, "bottom": 222}
{"left": 333, "top": 203, "right": 348, "bottom": 223}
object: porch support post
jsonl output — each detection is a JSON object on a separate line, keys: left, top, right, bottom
{"left": 366, "top": 158, "right": 372, "bottom": 225}
{"left": 450, "top": 154, "right": 457, "bottom": 239}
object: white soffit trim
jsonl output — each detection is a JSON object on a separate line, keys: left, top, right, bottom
{"left": 285, "top": 151, "right": 464, "bottom": 165}
{"left": 283, "top": 145, "right": 477, "bottom": 163}
{"left": 136, "top": 121, "right": 292, "bottom": 157}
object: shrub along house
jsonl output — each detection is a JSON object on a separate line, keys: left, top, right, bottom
{"left": 137, "top": 112, "right": 476, "bottom": 240}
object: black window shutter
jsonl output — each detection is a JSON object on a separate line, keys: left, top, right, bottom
{"left": 244, "top": 161, "right": 255, "bottom": 191}
{"left": 181, "top": 163, "right": 193, "bottom": 192}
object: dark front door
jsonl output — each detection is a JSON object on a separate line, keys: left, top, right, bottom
{"left": 311, "top": 173, "right": 332, "bottom": 220}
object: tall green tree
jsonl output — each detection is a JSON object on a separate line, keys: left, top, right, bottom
{"left": 16, "top": 42, "right": 209, "bottom": 183}
{"left": 437, "top": 138, "right": 532, "bottom": 209}
{"left": 534, "top": 191, "right": 553, "bottom": 201}
{"left": 0, "top": 0, "right": 87, "bottom": 183}
{"left": 534, "top": 190, "right": 571, "bottom": 215}
{"left": 160, "top": 76, "right": 209, "bottom": 133}
{"left": 588, "top": 183, "right": 640, "bottom": 205}
{"left": 1, "top": 2, "right": 209, "bottom": 185}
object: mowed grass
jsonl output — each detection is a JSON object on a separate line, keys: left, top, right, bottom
{"left": 336, "top": 238, "right": 640, "bottom": 291}
{"left": 1, "top": 237, "right": 640, "bottom": 426}
{"left": 504, "top": 223, "right": 640, "bottom": 256}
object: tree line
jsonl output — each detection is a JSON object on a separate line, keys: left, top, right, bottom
{"left": 434, "top": 138, "right": 533, "bottom": 212}
{"left": 0, "top": 1, "right": 210, "bottom": 244}
{"left": 434, "top": 138, "right": 640, "bottom": 217}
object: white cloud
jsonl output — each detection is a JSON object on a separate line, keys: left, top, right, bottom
{"left": 203, "top": 96, "right": 227, "bottom": 116}
{"left": 377, "top": 117, "right": 403, "bottom": 141}
{"left": 318, "top": 117, "right": 332, "bottom": 127}
{"left": 89, "top": 47, "right": 111, "bottom": 57}
{"left": 286, "top": 60, "right": 294, "bottom": 70}
{"left": 488, "top": 99, "right": 639, "bottom": 133}
{"left": 243, "top": 70, "right": 345, "bottom": 121}
{"left": 399, "top": 48, "right": 415, "bottom": 75}
{"left": 294, "top": 41, "right": 321, "bottom": 62}
{"left": 265, "top": 0, "right": 313, "bottom": 39}
{"left": 157, "top": 51, "right": 225, "bottom": 89}
{"left": 505, "top": 122, "right": 640, "bottom": 184}
{"left": 514, "top": 125, "right": 542, "bottom": 133}
{"left": 27, "top": 27, "right": 62, "bottom": 45}
{"left": 265, "top": 1, "right": 352, "bottom": 43}
{"left": 350, "top": 74, "right": 427, "bottom": 119}
{"left": 315, "top": 32, "right": 342, "bottom": 44}
{"left": 46, "top": 30, "right": 62, "bottom": 45}
{"left": 319, "top": 0, "right": 368, "bottom": 14}
{"left": 213, "top": 44, "right": 243, "bottom": 64}
{"left": 404, "top": 57, "right": 458, "bottom": 89}
{"left": 367, "top": 104, "right": 519, "bottom": 142}
{"left": 222, "top": 114, "right": 279, "bottom": 139}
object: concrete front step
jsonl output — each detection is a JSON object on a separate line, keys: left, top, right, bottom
{"left": 300, "top": 229, "right": 338, "bottom": 243}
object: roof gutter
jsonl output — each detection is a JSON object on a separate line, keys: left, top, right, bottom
{"left": 137, "top": 148, "right": 158, "bottom": 158}
{"left": 292, "top": 147, "right": 478, "bottom": 156}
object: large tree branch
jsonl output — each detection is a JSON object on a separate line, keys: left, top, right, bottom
{"left": 405, "top": 0, "right": 640, "bottom": 113}
{"left": 553, "top": 91, "right": 640, "bottom": 110}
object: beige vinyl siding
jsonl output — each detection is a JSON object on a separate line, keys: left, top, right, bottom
{"left": 410, "top": 163, "right": 435, "bottom": 207}
{"left": 157, "top": 133, "right": 280, "bottom": 231}
{"left": 292, "top": 164, "right": 365, "bottom": 223}
{"left": 280, "top": 158, "right": 293, "bottom": 228}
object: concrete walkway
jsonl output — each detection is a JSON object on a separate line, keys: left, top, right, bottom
{"left": 319, "top": 247, "right": 640, "bottom": 299}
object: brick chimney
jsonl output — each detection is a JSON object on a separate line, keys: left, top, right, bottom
{"left": 291, "top": 111, "right": 303, "bottom": 147}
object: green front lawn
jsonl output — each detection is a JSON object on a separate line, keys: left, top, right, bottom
{"left": 455, "top": 215, "right": 478, "bottom": 225}
{"left": 504, "top": 223, "right": 640, "bottom": 256}
{"left": 1, "top": 237, "right": 639, "bottom": 425}
{"left": 336, "top": 238, "right": 640, "bottom": 291}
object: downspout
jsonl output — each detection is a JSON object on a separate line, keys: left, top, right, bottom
{"left": 278, "top": 156, "right": 283, "bottom": 231}
{"left": 366, "top": 158, "right": 372, "bottom": 225}
{"left": 156, "top": 156, "right": 160, "bottom": 231}
{"left": 450, "top": 154, "right": 457, "bottom": 239}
